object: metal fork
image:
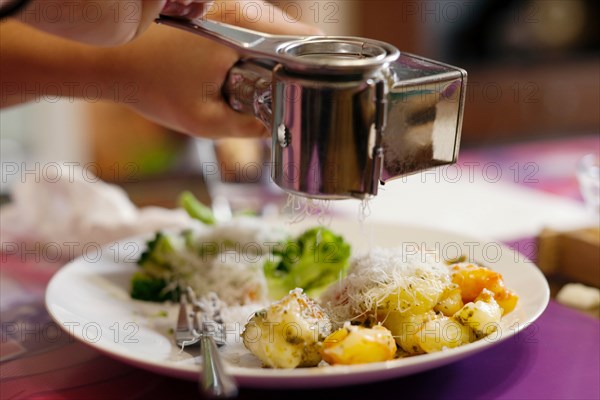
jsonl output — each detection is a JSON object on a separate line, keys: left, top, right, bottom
{"left": 175, "top": 294, "right": 200, "bottom": 347}
{"left": 175, "top": 289, "right": 238, "bottom": 398}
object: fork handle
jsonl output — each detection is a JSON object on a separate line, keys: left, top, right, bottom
{"left": 200, "top": 335, "right": 238, "bottom": 398}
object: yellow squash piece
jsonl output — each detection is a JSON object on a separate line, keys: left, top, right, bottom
{"left": 451, "top": 263, "right": 518, "bottom": 315}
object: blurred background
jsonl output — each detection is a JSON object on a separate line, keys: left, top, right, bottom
{"left": 1, "top": 0, "right": 599, "bottom": 206}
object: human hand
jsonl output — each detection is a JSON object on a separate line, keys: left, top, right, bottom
{"left": 16, "top": 0, "right": 214, "bottom": 46}
{"left": 2, "top": 1, "right": 322, "bottom": 138}
{"left": 106, "top": 1, "right": 322, "bottom": 138}
{"left": 16, "top": 0, "right": 167, "bottom": 45}
{"left": 161, "top": 0, "right": 212, "bottom": 20}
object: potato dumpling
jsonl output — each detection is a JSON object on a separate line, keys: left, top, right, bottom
{"left": 383, "top": 311, "right": 472, "bottom": 355}
{"left": 434, "top": 285, "right": 464, "bottom": 317}
{"left": 242, "top": 289, "right": 331, "bottom": 369}
{"left": 454, "top": 289, "right": 503, "bottom": 339}
{"left": 379, "top": 276, "right": 448, "bottom": 316}
{"left": 381, "top": 311, "right": 436, "bottom": 355}
{"left": 321, "top": 325, "right": 397, "bottom": 365}
{"left": 416, "top": 316, "right": 472, "bottom": 353}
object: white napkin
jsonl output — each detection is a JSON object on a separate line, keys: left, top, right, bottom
{"left": 0, "top": 165, "right": 194, "bottom": 261}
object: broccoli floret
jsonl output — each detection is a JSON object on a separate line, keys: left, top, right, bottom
{"left": 138, "top": 232, "right": 177, "bottom": 265}
{"left": 179, "top": 191, "right": 216, "bottom": 225}
{"left": 130, "top": 271, "right": 179, "bottom": 302}
{"left": 133, "top": 232, "right": 182, "bottom": 301}
{"left": 136, "top": 232, "right": 180, "bottom": 276}
{"left": 265, "top": 227, "right": 351, "bottom": 299}
{"left": 133, "top": 193, "right": 351, "bottom": 304}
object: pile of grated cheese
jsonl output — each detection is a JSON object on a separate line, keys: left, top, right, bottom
{"left": 320, "top": 247, "right": 452, "bottom": 326}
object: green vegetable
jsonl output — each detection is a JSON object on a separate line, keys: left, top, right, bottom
{"left": 131, "top": 192, "right": 352, "bottom": 303}
{"left": 132, "top": 232, "right": 182, "bottom": 302}
{"left": 179, "top": 191, "right": 216, "bottom": 225}
{"left": 130, "top": 271, "right": 178, "bottom": 302}
{"left": 137, "top": 232, "right": 178, "bottom": 274}
{"left": 265, "top": 227, "right": 351, "bottom": 299}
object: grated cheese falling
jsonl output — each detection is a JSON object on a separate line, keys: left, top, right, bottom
{"left": 285, "top": 193, "right": 332, "bottom": 225}
{"left": 358, "top": 198, "right": 372, "bottom": 224}
{"left": 357, "top": 198, "right": 374, "bottom": 252}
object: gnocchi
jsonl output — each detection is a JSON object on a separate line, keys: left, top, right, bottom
{"left": 242, "top": 249, "right": 518, "bottom": 368}
{"left": 321, "top": 325, "right": 397, "bottom": 365}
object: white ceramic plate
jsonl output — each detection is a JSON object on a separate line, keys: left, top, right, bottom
{"left": 45, "top": 218, "right": 549, "bottom": 388}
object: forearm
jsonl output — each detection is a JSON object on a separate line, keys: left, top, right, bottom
{"left": 0, "top": 20, "right": 125, "bottom": 108}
